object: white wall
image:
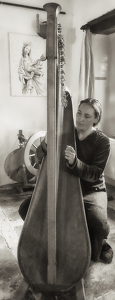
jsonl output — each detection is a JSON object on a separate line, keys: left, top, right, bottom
{"left": 0, "top": 0, "right": 76, "bottom": 185}
{"left": 0, "top": 0, "right": 115, "bottom": 185}
{"left": 0, "top": 5, "right": 47, "bottom": 185}
{"left": 92, "top": 33, "right": 115, "bottom": 185}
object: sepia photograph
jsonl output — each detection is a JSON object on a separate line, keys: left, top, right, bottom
{"left": 0, "top": 1, "right": 115, "bottom": 300}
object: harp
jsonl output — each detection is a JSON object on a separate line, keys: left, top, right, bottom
{"left": 15, "top": 3, "right": 91, "bottom": 299}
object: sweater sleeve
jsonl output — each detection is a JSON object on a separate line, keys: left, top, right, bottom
{"left": 68, "top": 134, "right": 110, "bottom": 182}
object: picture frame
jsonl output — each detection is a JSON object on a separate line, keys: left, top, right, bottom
{"left": 9, "top": 32, "right": 47, "bottom": 97}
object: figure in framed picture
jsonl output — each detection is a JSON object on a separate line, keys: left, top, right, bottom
{"left": 18, "top": 42, "right": 46, "bottom": 95}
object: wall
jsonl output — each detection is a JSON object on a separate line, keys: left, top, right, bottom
{"left": 105, "top": 138, "right": 115, "bottom": 185}
{"left": 91, "top": 34, "right": 115, "bottom": 184}
{"left": 103, "top": 33, "right": 115, "bottom": 139}
{"left": 0, "top": 0, "right": 77, "bottom": 185}
{"left": 0, "top": 0, "right": 115, "bottom": 186}
{"left": 92, "top": 33, "right": 115, "bottom": 138}
{"left": 92, "top": 34, "right": 109, "bottom": 129}
{"left": 0, "top": 5, "right": 46, "bottom": 185}
{"left": 68, "top": 0, "right": 115, "bottom": 115}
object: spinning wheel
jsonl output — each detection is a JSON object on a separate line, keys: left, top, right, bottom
{"left": 24, "top": 131, "right": 46, "bottom": 176}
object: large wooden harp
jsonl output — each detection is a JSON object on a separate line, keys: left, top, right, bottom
{"left": 18, "top": 2, "right": 91, "bottom": 295}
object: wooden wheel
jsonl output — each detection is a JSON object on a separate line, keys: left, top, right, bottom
{"left": 24, "top": 131, "right": 46, "bottom": 176}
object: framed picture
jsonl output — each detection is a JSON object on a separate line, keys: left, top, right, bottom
{"left": 9, "top": 32, "right": 47, "bottom": 96}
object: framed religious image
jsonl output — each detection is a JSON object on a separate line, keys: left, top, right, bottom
{"left": 9, "top": 32, "right": 47, "bottom": 96}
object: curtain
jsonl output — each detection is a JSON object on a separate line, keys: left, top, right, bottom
{"left": 78, "top": 29, "right": 95, "bottom": 101}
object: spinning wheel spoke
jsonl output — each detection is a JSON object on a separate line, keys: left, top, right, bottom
{"left": 29, "top": 153, "right": 35, "bottom": 157}
{"left": 33, "top": 162, "right": 37, "bottom": 167}
{"left": 24, "top": 131, "right": 46, "bottom": 176}
{"left": 32, "top": 143, "right": 37, "bottom": 149}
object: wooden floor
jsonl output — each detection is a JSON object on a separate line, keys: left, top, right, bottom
{"left": 0, "top": 183, "right": 115, "bottom": 300}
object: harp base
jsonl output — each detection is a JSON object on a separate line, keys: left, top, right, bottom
{"left": 12, "top": 278, "right": 86, "bottom": 300}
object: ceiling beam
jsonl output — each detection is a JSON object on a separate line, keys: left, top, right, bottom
{"left": 81, "top": 9, "right": 115, "bottom": 35}
{"left": 0, "top": 1, "right": 66, "bottom": 14}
